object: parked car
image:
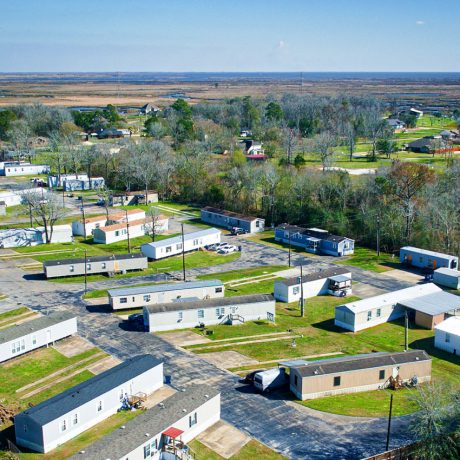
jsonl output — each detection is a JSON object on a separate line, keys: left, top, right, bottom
{"left": 243, "top": 370, "right": 265, "bottom": 384}
{"left": 218, "top": 245, "right": 237, "bottom": 254}
{"left": 253, "top": 368, "right": 287, "bottom": 393}
{"left": 231, "top": 227, "right": 246, "bottom": 236}
{"left": 128, "top": 313, "right": 143, "bottom": 323}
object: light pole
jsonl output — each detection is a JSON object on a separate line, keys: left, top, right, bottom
{"left": 81, "top": 196, "right": 87, "bottom": 240}
{"left": 84, "top": 250, "right": 88, "bottom": 294}
{"left": 125, "top": 210, "right": 131, "bottom": 253}
{"left": 288, "top": 231, "right": 292, "bottom": 267}
{"left": 404, "top": 310, "right": 409, "bottom": 352}
{"left": 376, "top": 215, "right": 381, "bottom": 257}
{"left": 386, "top": 394, "right": 394, "bottom": 451}
{"left": 300, "top": 264, "right": 304, "bottom": 317}
{"left": 181, "top": 223, "right": 186, "bottom": 282}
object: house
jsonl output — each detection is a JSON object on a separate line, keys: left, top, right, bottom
{"left": 239, "top": 139, "right": 266, "bottom": 159}
{"left": 0, "top": 162, "right": 50, "bottom": 177}
{"left": 69, "top": 384, "right": 220, "bottom": 460}
{"left": 14, "top": 355, "right": 163, "bottom": 453}
{"left": 275, "top": 224, "right": 354, "bottom": 257}
{"left": 440, "top": 129, "right": 459, "bottom": 140}
{"left": 406, "top": 136, "right": 444, "bottom": 153}
{"left": 240, "top": 129, "right": 252, "bottom": 137}
{"left": 201, "top": 207, "right": 265, "bottom": 233}
{"left": 139, "top": 103, "right": 161, "bottom": 115}
{"left": 63, "top": 177, "right": 105, "bottom": 192}
{"left": 143, "top": 294, "right": 276, "bottom": 332}
{"left": 274, "top": 267, "right": 352, "bottom": 303}
{"left": 0, "top": 225, "right": 73, "bottom": 248}
{"left": 141, "top": 228, "right": 221, "bottom": 260}
{"left": 108, "top": 280, "right": 224, "bottom": 311}
{"left": 400, "top": 246, "right": 458, "bottom": 270}
{"left": 335, "top": 283, "right": 460, "bottom": 332}
{"left": 48, "top": 174, "right": 88, "bottom": 188}
{"left": 97, "top": 128, "right": 126, "bottom": 139}
{"left": 0, "top": 187, "right": 48, "bottom": 207}
{"left": 433, "top": 267, "right": 460, "bottom": 290}
{"left": 409, "top": 108, "right": 423, "bottom": 118}
{"left": 288, "top": 350, "right": 431, "bottom": 401}
{"left": 43, "top": 253, "right": 148, "bottom": 279}
{"left": 434, "top": 316, "right": 460, "bottom": 355}
{"left": 0, "top": 312, "right": 77, "bottom": 363}
{"left": 109, "top": 190, "right": 159, "bottom": 207}
{"left": 386, "top": 118, "right": 406, "bottom": 130}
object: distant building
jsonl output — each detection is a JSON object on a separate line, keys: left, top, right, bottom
{"left": 433, "top": 267, "right": 460, "bottom": 290}
{"left": 0, "top": 162, "right": 50, "bottom": 177}
{"left": 275, "top": 224, "right": 354, "bottom": 257}
{"left": 0, "top": 188, "right": 48, "bottom": 207}
{"left": 43, "top": 253, "right": 148, "bottom": 279}
{"left": 0, "top": 311, "right": 77, "bottom": 363}
{"left": 109, "top": 190, "right": 159, "bottom": 207}
{"left": 288, "top": 350, "right": 431, "bottom": 400}
{"left": 386, "top": 118, "right": 406, "bottom": 130}
{"left": 201, "top": 207, "right": 265, "bottom": 233}
{"left": 139, "top": 103, "right": 161, "bottom": 115}
{"left": 143, "top": 294, "right": 276, "bottom": 332}
{"left": 406, "top": 136, "right": 438, "bottom": 153}
{"left": 69, "top": 384, "right": 220, "bottom": 460}
{"left": 440, "top": 129, "right": 459, "bottom": 140}
{"left": 434, "top": 316, "right": 460, "bottom": 355}
{"left": 108, "top": 279, "right": 224, "bottom": 311}
{"left": 14, "top": 355, "right": 163, "bottom": 453}
{"left": 274, "top": 267, "right": 352, "bottom": 303}
{"left": 0, "top": 225, "right": 73, "bottom": 248}
{"left": 240, "top": 139, "right": 266, "bottom": 160}
{"left": 97, "top": 128, "right": 129, "bottom": 139}
{"left": 400, "top": 246, "right": 458, "bottom": 270}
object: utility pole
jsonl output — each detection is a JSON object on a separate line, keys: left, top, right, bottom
{"left": 288, "top": 231, "right": 291, "bottom": 267}
{"left": 84, "top": 250, "right": 88, "bottom": 294}
{"left": 125, "top": 210, "right": 131, "bottom": 253}
{"left": 404, "top": 310, "right": 409, "bottom": 352}
{"left": 376, "top": 215, "right": 381, "bottom": 257}
{"left": 300, "top": 264, "right": 304, "bottom": 317}
{"left": 386, "top": 394, "right": 393, "bottom": 451}
{"left": 181, "top": 223, "right": 186, "bottom": 282}
{"left": 81, "top": 196, "right": 87, "bottom": 240}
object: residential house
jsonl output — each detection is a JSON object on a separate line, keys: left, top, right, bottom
{"left": 93, "top": 219, "right": 146, "bottom": 244}
{"left": 240, "top": 139, "right": 266, "bottom": 159}
{"left": 201, "top": 207, "right": 265, "bottom": 233}
{"left": 288, "top": 350, "right": 431, "bottom": 400}
{"left": 434, "top": 316, "right": 460, "bottom": 355}
{"left": 141, "top": 228, "right": 221, "bottom": 260}
{"left": 97, "top": 128, "right": 126, "bottom": 139}
{"left": 400, "top": 246, "right": 458, "bottom": 270}
{"left": 274, "top": 267, "right": 352, "bottom": 303}
{"left": 0, "top": 312, "right": 77, "bottom": 363}
{"left": 43, "top": 253, "right": 148, "bottom": 279}
{"left": 275, "top": 224, "right": 354, "bottom": 257}
{"left": 0, "top": 187, "right": 48, "bottom": 207}
{"left": 109, "top": 280, "right": 224, "bottom": 311}
{"left": 0, "top": 162, "right": 50, "bottom": 177}
{"left": 406, "top": 136, "right": 445, "bottom": 153}
{"left": 386, "top": 118, "right": 406, "bottom": 130}
{"left": 440, "top": 129, "right": 459, "bottom": 140}
{"left": 143, "top": 294, "right": 276, "bottom": 332}
{"left": 69, "top": 384, "right": 220, "bottom": 460}
{"left": 14, "top": 355, "right": 163, "bottom": 453}
{"left": 433, "top": 267, "right": 460, "bottom": 290}
{"left": 139, "top": 103, "right": 161, "bottom": 115}
{"left": 0, "top": 225, "right": 73, "bottom": 248}
{"left": 48, "top": 174, "right": 88, "bottom": 188}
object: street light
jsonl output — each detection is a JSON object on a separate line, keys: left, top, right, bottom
{"left": 181, "top": 223, "right": 186, "bottom": 281}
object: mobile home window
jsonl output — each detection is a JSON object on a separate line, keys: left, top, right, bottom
{"left": 197, "top": 309, "right": 204, "bottom": 319}
{"left": 215, "top": 287, "right": 223, "bottom": 293}
{"left": 216, "top": 307, "right": 225, "bottom": 317}
{"left": 143, "top": 295, "right": 151, "bottom": 302}
{"left": 256, "top": 220, "right": 260, "bottom": 227}
{"left": 379, "top": 370, "right": 385, "bottom": 380}
{"left": 69, "top": 265, "right": 74, "bottom": 272}
{"left": 445, "top": 333, "right": 450, "bottom": 343}
{"left": 176, "top": 243, "right": 183, "bottom": 250}
{"left": 178, "top": 311, "right": 183, "bottom": 321}
{"left": 60, "top": 419, "right": 67, "bottom": 432}
{"left": 376, "top": 308, "right": 381, "bottom": 317}
{"left": 293, "top": 286, "right": 300, "bottom": 295}
{"left": 21, "top": 339, "right": 25, "bottom": 350}
{"left": 101, "top": 262, "right": 106, "bottom": 269}
{"left": 294, "top": 375, "right": 298, "bottom": 386}
{"left": 333, "top": 376, "right": 341, "bottom": 387}
{"left": 115, "top": 230, "right": 120, "bottom": 236}
{"left": 32, "top": 335, "right": 36, "bottom": 345}
{"left": 189, "top": 412, "right": 198, "bottom": 427}
{"left": 193, "top": 239, "right": 199, "bottom": 246}
{"left": 166, "top": 246, "right": 172, "bottom": 253}
{"left": 120, "top": 297, "right": 128, "bottom": 304}
{"left": 73, "top": 413, "right": 78, "bottom": 425}
{"left": 97, "top": 400, "right": 103, "bottom": 412}
{"left": 86, "top": 263, "right": 91, "bottom": 270}
{"left": 143, "top": 444, "right": 151, "bottom": 458}
{"left": 367, "top": 311, "right": 372, "bottom": 321}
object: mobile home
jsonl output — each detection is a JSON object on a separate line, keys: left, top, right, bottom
{"left": 433, "top": 267, "right": 460, "bottom": 289}
{"left": 109, "top": 280, "right": 224, "bottom": 311}
{"left": 1, "top": 162, "right": 50, "bottom": 177}
{"left": 400, "top": 246, "right": 458, "bottom": 270}
{"left": 201, "top": 207, "right": 265, "bottom": 233}
{"left": 0, "top": 312, "right": 77, "bottom": 363}
{"left": 434, "top": 316, "right": 460, "bottom": 355}
{"left": 141, "top": 228, "right": 221, "bottom": 260}
{"left": 0, "top": 225, "right": 72, "bottom": 248}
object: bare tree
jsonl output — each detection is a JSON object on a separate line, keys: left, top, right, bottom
{"left": 364, "top": 106, "right": 387, "bottom": 161}
{"left": 282, "top": 127, "right": 298, "bottom": 164}
{"left": 145, "top": 207, "right": 164, "bottom": 242}
{"left": 313, "top": 131, "right": 337, "bottom": 171}
{"left": 8, "top": 119, "right": 35, "bottom": 162}
{"left": 97, "top": 186, "right": 112, "bottom": 222}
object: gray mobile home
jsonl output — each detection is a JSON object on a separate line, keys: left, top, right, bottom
{"left": 400, "top": 246, "right": 458, "bottom": 270}
{"left": 69, "top": 385, "right": 220, "bottom": 460}
{"left": 143, "top": 294, "right": 275, "bottom": 332}
{"left": 201, "top": 207, "right": 265, "bottom": 233}
{"left": 0, "top": 312, "right": 77, "bottom": 363}
{"left": 14, "top": 355, "right": 163, "bottom": 453}
{"left": 43, "top": 253, "right": 148, "bottom": 279}
{"left": 433, "top": 267, "right": 460, "bottom": 289}
{"left": 109, "top": 280, "right": 224, "bottom": 311}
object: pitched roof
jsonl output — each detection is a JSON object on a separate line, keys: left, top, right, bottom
{"left": 435, "top": 316, "right": 460, "bottom": 335}
{"left": 407, "top": 137, "right": 436, "bottom": 149}
{"left": 144, "top": 294, "right": 274, "bottom": 314}
{"left": 201, "top": 207, "right": 263, "bottom": 223}
{"left": 281, "top": 267, "right": 351, "bottom": 287}
{"left": 141, "top": 228, "right": 220, "bottom": 249}
{"left": 15, "top": 355, "right": 162, "bottom": 426}
{"left": 96, "top": 218, "right": 147, "bottom": 233}
{"left": 434, "top": 267, "right": 460, "bottom": 278}
{"left": 293, "top": 350, "right": 431, "bottom": 378}
{"left": 0, "top": 311, "right": 75, "bottom": 344}
{"left": 69, "top": 385, "right": 219, "bottom": 460}
{"left": 78, "top": 209, "right": 146, "bottom": 225}
{"left": 397, "top": 291, "right": 460, "bottom": 316}
{"left": 43, "top": 253, "right": 146, "bottom": 267}
{"left": 108, "top": 280, "right": 223, "bottom": 298}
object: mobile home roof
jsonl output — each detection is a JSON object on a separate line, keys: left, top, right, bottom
{"left": 397, "top": 291, "right": 460, "bottom": 316}
{"left": 281, "top": 267, "right": 350, "bottom": 287}
{"left": 43, "top": 253, "right": 146, "bottom": 267}
{"left": 400, "top": 246, "right": 458, "bottom": 260}
{"left": 141, "top": 227, "right": 220, "bottom": 249}
{"left": 435, "top": 316, "right": 460, "bottom": 335}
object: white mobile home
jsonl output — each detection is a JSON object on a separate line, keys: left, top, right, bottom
{"left": 93, "top": 219, "right": 146, "bottom": 244}
{"left": 0, "top": 224, "right": 73, "bottom": 248}
{"left": 143, "top": 294, "right": 275, "bottom": 332}
{"left": 141, "top": 228, "right": 221, "bottom": 260}
{"left": 434, "top": 316, "right": 460, "bottom": 355}
{"left": 274, "top": 267, "right": 352, "bottom": 303}
{"left": 433, "top": 267, "right": 460, "bottom": 290}
{"left": 0, "top": 312, "right": 77, "bottom": 363}
{"left": 69, "top": 385, "right": 220, "bottom": 460}
{"left": 400, "top": 246, "right": 458, "bottom": 270}
{"left": 1, "top": 162, "right": 50, "bottom": 177}
{"left": 48, "top": 174, "right": 88, "bottom": 188}
{"left": 109, "top": 280, "right": 224, "bottom": 311}
{"left": 14, "top": 355, "right": 163, "bottom": 453}
{"left": 201, "top": 207, "right": 265, "bottom": 233}
{"left": 0, "top": 187, "right": 48, "bottom": 207}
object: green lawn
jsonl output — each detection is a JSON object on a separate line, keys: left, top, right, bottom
{"left": 198, "top": 265, "right": 287, "bottom": 283}
{"left": 336, "top": 247, "right": 397, "bottom": 273}
{"left": 0, "top": 307, "right": 29, "bottom": 322}
{"left": 245, "top": 230, "right": 315, "bottom": 256}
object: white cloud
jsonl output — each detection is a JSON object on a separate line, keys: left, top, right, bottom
{"left": 416, "top": 20, "right": 425, "bottom": 25}
{"left": 277, "top": 40, "right": 286, "bottom": 49}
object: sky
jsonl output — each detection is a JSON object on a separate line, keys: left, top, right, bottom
{"left": 0, "top": 0, "right": 459, "bottom": 73}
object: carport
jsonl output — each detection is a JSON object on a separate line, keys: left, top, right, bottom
{"left": 397, "top": 291, "right": 460, "bottom": 329}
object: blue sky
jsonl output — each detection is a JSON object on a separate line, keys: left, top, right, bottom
{"left": 0, "top": 0, "right": 459, "bottom": 72}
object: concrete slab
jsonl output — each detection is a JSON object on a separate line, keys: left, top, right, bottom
{"left": 87, "top": 356, "right": 122, "bottom": 374}
{"left": 381, "top": 269, "right": 424, "bottom": 284}
{"left": 53, "top": 335, "right": 96, "bottom": 358}
{"left": 143, "top": 385, "right": 176, "bottom": 409}
{"left": 352, "top": 282, "right": 387, "bottom": 299}
{"left": 159, "top": 330, "right": 211, "bottom": 347}
{"left": 196, "top": 420, "right": 251, "bottom": 459}
{"left": 199, "top": 351, "right": 258, "bottom": 369}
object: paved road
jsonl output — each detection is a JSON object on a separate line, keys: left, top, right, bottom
{"left": 0, "top": 240, "right": 417, "bottom": 459}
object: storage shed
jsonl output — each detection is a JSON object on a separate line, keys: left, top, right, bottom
{"left": 434, "top": 316, "right": 460, "bottom": 355}
{"left": 201, "top": 207, "right": 265, "bottom": 233}
{"left": 433, "top": 267, "right": 460, "bottom": 290}
{"left": 400, "top": 246, "right": 458, "bottom": 270}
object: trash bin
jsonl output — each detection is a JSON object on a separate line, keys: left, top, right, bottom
{"left": 164, "top": 375, "right": 171, "bottom": 384}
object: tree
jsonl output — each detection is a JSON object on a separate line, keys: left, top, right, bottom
{"left": 313, "top": 131, "right": 336, "bottom": 171}
{"left": 7, "top": 119, "right": 35, "bottom": 162}
{"left": 96, "top": 186, "right": 112, "bottom": 221}
{"left": 282, "top": 127, "right": 298, "bottom": 164}
{"left": 364, "top": 106, "right": 387, "bottom": 161}
{"left": 265, "top": 102, "right": 284, "bottom": 123}
{"left": 376, "top": 137, "right": 398, "bottom": 159}
{"left": 0, "top": 109, "right": 17, "bottom": 140}
{"left": 145, "top": 207, "right": 164, "bottom": 242}
{"left": 21, "top": 190, "right": 68, "bottom": 244}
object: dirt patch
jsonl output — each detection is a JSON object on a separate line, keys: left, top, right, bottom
{"left": 159, "top": 330, "right": 211, "bottom": 347}
{"left": 199, "top": 351, "right": 258, "bottom": 369}
{"left": 143, "top": 385, "right": 176, "bottom": 409}
{"left": 87, "top": 356, "right": 121, "bottom": 375}
{"left": 196, "top": 420, "right": 251, "bottom": 459}
{"left": 352, "top": 283, "right": 387, "bottom": 299}
{"left": 85, "top": 297, "right": 109, "bottom": 306}
{"left": 53, "top": 335, "right": 95, "bottom": 358}
{"left": 381, "top": 269, "right": 424, "bottom": 284}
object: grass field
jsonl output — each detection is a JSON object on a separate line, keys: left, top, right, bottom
{"left": 336, "top": 247, "right": 397, "bottom": 273}
{"left": 0, "top": 307, "right": 29, "bottom": 321}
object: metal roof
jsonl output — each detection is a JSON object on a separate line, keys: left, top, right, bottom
{"left": 329, "top": 274, "right": 351, "bottom": 283}
{"left": 435, "top": 316, "right": 460, "bottom": 335}
{"left": 141, "top": 228, "right": 220, "bottom": 249}
{"left": 398, "top": 291, "right": 460, "bottom": 316}
{"left": 15, "top": 355, "right": 162, "bottom": 426}
{"left": 0, "top": 311, "right": 75, "bottom": 344}
{"left": 293, "top": 350, "right": 430, "bottom": 378}
{"left": 281, "top": 267, "right": 351, "bottom": 287}
{"left": 43, "top": 253, "right": 146, "bottom": 267}
{"left": 108, "top": 279, "right": 223, "bottom": 298}
{"left": 434, "top": 267, "right": 460, "bottom": 278}
{"left": 144, "top": 294, "right": 274, "bottom": 314}
{"left": 336, "top": 283, "right": 441, "bottom": 314}
{"left": 201, "top": 206, "right": 263, "bottom": 222}
{"left": 69, "top": 384, "right": 219, "bottom": 460}
{"left": 401, "top": 246, "right": 458, "bottom": 261}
